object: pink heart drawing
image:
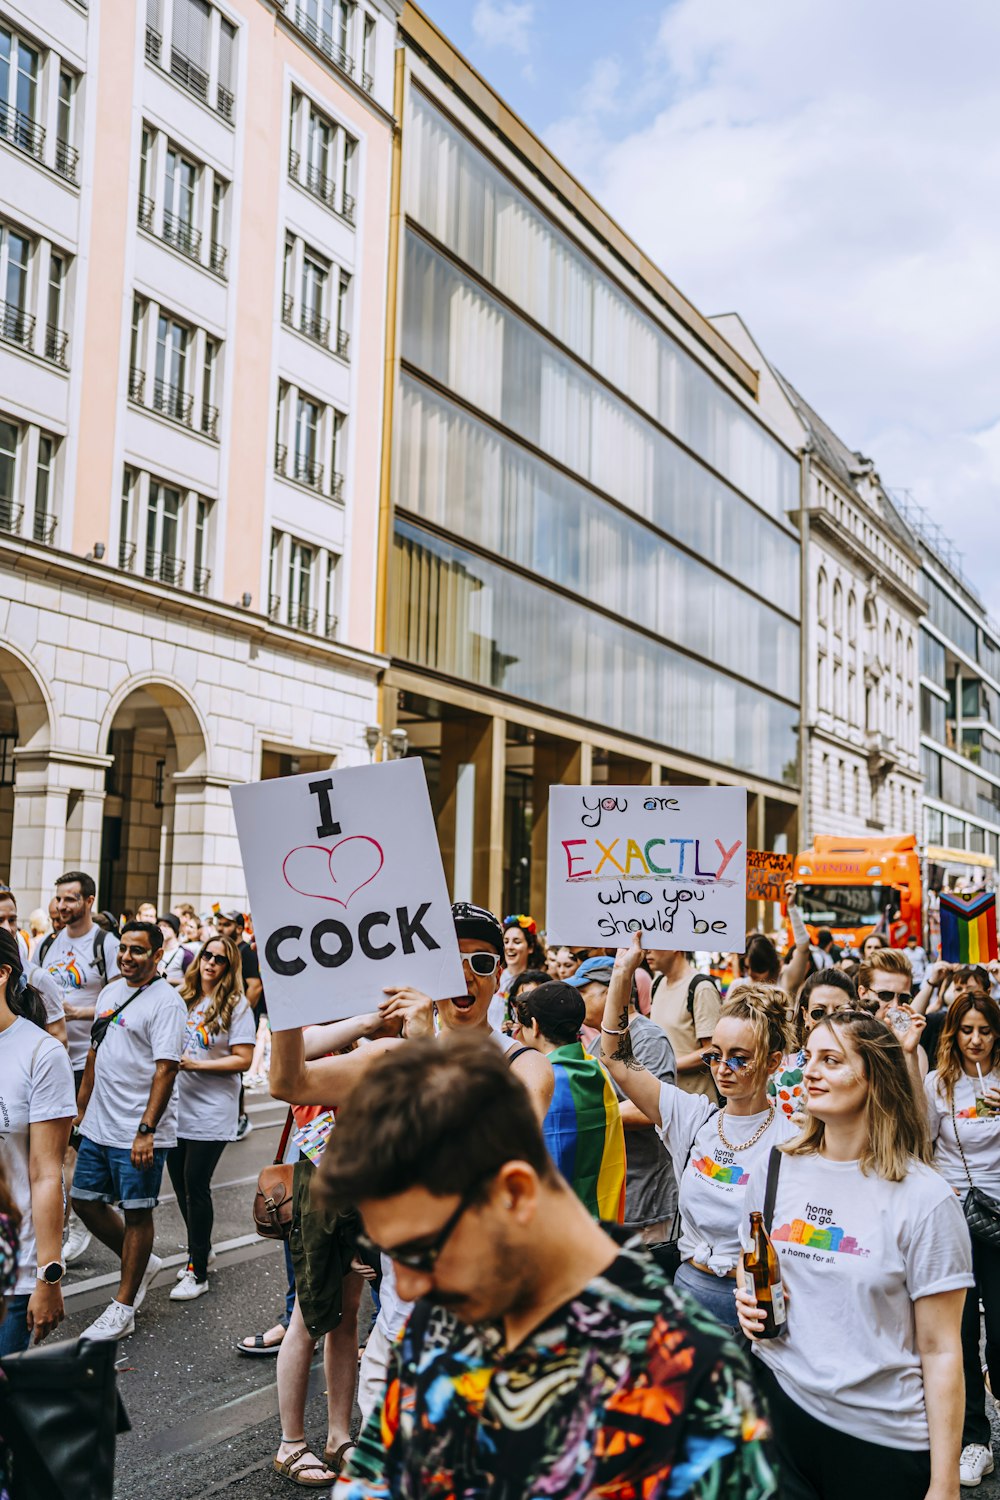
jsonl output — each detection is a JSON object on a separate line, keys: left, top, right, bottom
{"left": 282, "top": 836, "right": 385, "bottom": 908}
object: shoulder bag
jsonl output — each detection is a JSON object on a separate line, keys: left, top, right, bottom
{"left": 253, "top": 1108, "right": 295, "bottom": 1240}
{"left": 951, "top": 1098, "right": 1000, "bottom": 1248}
{"left": 648, "top": 1105, "right": 720, "bottom": 1279}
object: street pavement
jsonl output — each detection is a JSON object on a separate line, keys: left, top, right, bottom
{"left": 58, "top": 1089, "right": 1000, "bottom": 1497}
{"left": 60, "top": 1092, "right": 374, "bottom": 1499}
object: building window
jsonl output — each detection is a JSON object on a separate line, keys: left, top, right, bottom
{"left": 147, "top": 0, "right": 237, "bottom": 121}
{"left": 0, "top": 27, "right": 43, "bottom": 161}
{"left": 361, "top": 11, "right": 375, "bottom": 92}
{"left": 145, "top": 480, "right": 184, "bottom": 585}
{"left": 55, "top": 70, "right": 79, "bottom": 182}
{"left": 153, "top": 758, "right": 166, "bottom": 808}
{"left": 286, "top": 0, "right": 355, "bottom": 77}
{"left": 0, "top": 223, "right": 31, "bottom": 352}
{"left": 164, "top": 146, "right": 200, "bottom": 259}
{"left": 294, "top": 394, "right": 323, "bottom": 489}
{"left": 217, "top": 18, "right": 236, "bottom": 120}
{"left": 33, "top": 433, "right": 54, "bottom": 543}
{"left": 0, "top": 732, "right": 14, "bottom": 786}
{"left": 275, "top": 385, "right": 347, "bottom": 502}
{"left": 0, "top": 418, "right": 17, "bottom": 533}
{"left": 335, "top": 270, "right": 351, "bottom": 359}
{"left": 193, "top": 496, "right": 212, "bottom": 593}
{"left": 201, "top": 338, "right": 219, "bottom": 439}
{"left": 154, "top": 311, "right": 191, "bottom": 424}
{"left": 210, "top": 179, "right": 227, "bottom": 276}
{"left": 45, "top": 253, "right": 68, "bottom": 367}
{"left": 288, "top": 539, "right": 314, "bottom": 629}
{"left": 300, "top": 252, "right": 329, "bottom": 345}
{"left": 325, "top": 553, "right": 339, "bottom": 637}
{"left": 289, "top": 91, "right": 358, "bottom": 225}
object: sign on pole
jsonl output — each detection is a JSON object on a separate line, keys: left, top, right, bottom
{"left": 230, "top": 758, "right": 466, "bottom": 1030}
{"left": 746, "top": 850, "right": 794, "bottom": 904}
{"left": 546, "top": 785, "right": 747, "bottom": 950}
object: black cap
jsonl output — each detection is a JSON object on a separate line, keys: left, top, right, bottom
{"left": 451, "top": 901, "right": 504, "bottom": 957}
{"left": 158, "top": 913, "right": 181, "bottom": 937}
{"left": 515, "top": 981, "right": 585, "bottom": 1044}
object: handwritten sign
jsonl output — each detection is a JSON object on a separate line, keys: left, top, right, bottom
{"left": 230, "top": 759, "right": 465, "bottom": 1030}
{"left": 546, "top": 785, "right": 747, "bottom": 950}
{"left": 746, "top": 850, "right": 794, "bottom": 903}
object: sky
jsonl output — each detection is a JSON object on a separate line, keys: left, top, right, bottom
{"left": 422, "top": 0, "right": 1000, "bottom": 621}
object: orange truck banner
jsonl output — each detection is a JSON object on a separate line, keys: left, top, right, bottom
{"left": 746, "top": 850, "right": 794, "bottom": 903}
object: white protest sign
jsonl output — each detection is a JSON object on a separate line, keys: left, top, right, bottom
{"left": 230, "top": 758, "right": 466, "bottom": 1029}
{"left": 546, "top": 785, "right": 748, "bottom": 950}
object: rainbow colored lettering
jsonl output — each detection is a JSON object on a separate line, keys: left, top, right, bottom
{"left": 772, "top": 1220, "right": 870, "bottom": 1256}
{"left": 692, "top": 1156, "right": 749, "bottom": 1187}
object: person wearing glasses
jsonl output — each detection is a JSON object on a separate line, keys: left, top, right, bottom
{"left": 857, "top": 948, "right": 928, "bottom": 1087}
{"left": 319, "top": 1033, "right": 778, "bottom": 1500}
{"left": 71, "top": 921, "right": 186, "bottom": 1341}
{"left": 769, "top": 969, "right": 860, "bottom": 1122}
{"left": 600, "top": 936, "right": 798, "bottom": 1331}
{"left": 167, "top": 936, "right": 255, "bottom": 1303}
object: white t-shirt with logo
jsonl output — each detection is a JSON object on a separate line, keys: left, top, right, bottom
{"left": 177, "top": 995, "right": 257, "bottom": 1142}
{"left": 81, "top": 977, "right": 186, "bottom": 1149}
{"left": 43, "top": 926, "right": 120, "bottom": 1069}
{"left": 0, "top": 1018, "right": 76, "bottom": 1293}
{"left": 925, "top": 1068, "right": 1000, "bottom": 1202}
{"left": 741, "top": 1150, "right": 973, "bottom": 1449}
{"left": 657, "top": 1083, "right": 799, "bottom": 1275}
{"left": 24, "top": 962, "right": 65, "bottom": 1027}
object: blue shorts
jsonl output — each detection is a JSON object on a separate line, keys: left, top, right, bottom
{"left": 72, "top": 1136, "right": 167, "bottom": 1210}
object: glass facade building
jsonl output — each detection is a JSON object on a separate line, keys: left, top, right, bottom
{"left": 384, "top": 27, "right": 802, "bottom": 915}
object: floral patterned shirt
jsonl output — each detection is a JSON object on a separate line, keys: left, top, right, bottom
{"left": 339, "top": 1237, "right": 776, "bottom": 1500}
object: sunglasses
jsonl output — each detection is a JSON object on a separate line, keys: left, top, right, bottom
{"left": 357, "top": 1180, "right": 485, "bottom": 1273}
{"left": 201, "top": 952, "right": 229, "bottom": 968}
{"left": 462, "top": 952, "right": 501, "bottom": 977}
{"left": 701, "top": 1052, "right": 753, "bottom": 1073}
{"left": 873, "top": 989, "right": 912, "bottom": 1006}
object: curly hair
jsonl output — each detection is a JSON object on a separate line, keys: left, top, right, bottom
{"left": 179, "top": 933, "right": 245, "bottom": 1036}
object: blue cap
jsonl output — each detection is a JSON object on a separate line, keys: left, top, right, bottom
{"left": 565, "top": 956, "right": 614, "bottom": 988}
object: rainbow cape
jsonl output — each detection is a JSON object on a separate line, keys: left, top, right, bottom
{"left": 939, "top": 889, "right": 998, "bottom": 964}
{"left": 543, "top": 1043, "right": 625, "bottom": 1222}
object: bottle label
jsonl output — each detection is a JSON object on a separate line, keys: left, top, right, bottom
{"left": 771, "top": 1279, "right": 786, "bottom": 1326}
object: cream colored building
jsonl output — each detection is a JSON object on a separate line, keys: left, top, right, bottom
{"left": 0, "top": 0, "right": 400, "bottom": 912}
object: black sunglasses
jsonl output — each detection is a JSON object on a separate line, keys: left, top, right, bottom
{"left": 201, "top": 952, "right": 229, "bottom": 968}
{"left": 873, "top": 988, "right": 912, "bottom": 1006}
{"left": 357, "top": 1181, "right": 486, "bottom": 1273}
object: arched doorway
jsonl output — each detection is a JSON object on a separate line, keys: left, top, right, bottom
{"left": 0, "top": 644, "right": 53, "bottom": 886}
{"left": 98, "top": 681, "right": 207, "bottom": 915}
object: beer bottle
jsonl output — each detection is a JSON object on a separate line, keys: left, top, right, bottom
{"left": 744, "top": 1210, "right": 787, "bottom": 1339}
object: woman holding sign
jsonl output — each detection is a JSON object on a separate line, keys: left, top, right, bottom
{"left": 601, "top": 935, "right": 797, "bottom": 1330}
{"left": 167, "top": 935, "right": 256, "bottom": 1302}
{"left": 925, "top": 992, "right": 1000, "bottom": 1487}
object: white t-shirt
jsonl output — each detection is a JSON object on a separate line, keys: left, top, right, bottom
{"left": 925, "top": 1068, "right": 1000, "bottom": 1202}
{"left": 176, "top": 995, "right": 257, "bottom": 1142}
{"left": 24, "top": 962, "right": 65, "bottom": 1027}
{"left": 43, "top": 926, "right": 120, "bottom": 1069}
{"left": 742, "top": 1150, "right": 973, "bottom": 1449}
{"left": 81, "top": 977, "right": 186, "bottom": 1149}
{"left": 0, "top": 1018, "right": 76, "bottom": 1293}
{"left": 657, "top": 1083, "right": 799, "bottom": 1275}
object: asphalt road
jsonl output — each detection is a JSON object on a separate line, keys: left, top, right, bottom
{"left": 58, "top": 1090, "right": 1000, "bottom": 1498}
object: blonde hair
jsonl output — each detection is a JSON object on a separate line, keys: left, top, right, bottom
{"left": 784, "top": 1010, "right": 930, "bottom": 1180}
{"left": 720, "top": 982, "right": 790, "bottom": 1080}
{"left": 179, "top": 934, "right": 245, "bottom": 1035}
{"left": 858, "top": 948, "right": 912, "bottom": 992}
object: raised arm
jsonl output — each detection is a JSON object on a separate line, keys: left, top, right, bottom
{"left": 780, "top": 882, "right": 811, "bottom": 997}
{"left": 269, "top": 1022, "right": 401, "bottom": 1106}
{"left": 599, "top": 936, "right": 665, "bottom": 1127}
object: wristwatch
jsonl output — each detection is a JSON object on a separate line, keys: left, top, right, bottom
{"left": 137, "top": 1122, "right": 155, "bottom": 1137}
{"left": 38, "top": 1261, "right": 65, "bottom": 1285}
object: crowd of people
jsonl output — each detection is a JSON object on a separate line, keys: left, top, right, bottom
{"left": 2, "top": 867, "right": 1000, "bottom": 1497}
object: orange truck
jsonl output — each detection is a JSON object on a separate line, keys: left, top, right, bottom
{"left": 791, "top": 835, "right": 923, "bottom": 952}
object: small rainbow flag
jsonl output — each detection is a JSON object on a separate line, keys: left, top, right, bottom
{"left": 543, "top": 1044, "right": 625, "bottom": 1223}
{"left": 939, "top": 890, "right": 998, "bottom": 965}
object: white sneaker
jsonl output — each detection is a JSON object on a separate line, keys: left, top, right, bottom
{"left": 960, "top": 1444, "right": 994, "bottom": 1486}
{"left": 169, "top": 1270, "right": 209, "bottom": 1302}
{"left": 175, "top": 1250, "right": 216, "bottom": 1280}
{"left": 235, "top": 1114, "right": 252, "bottom": 1140}
{"left": 81, "top": 1299, "right": 135, "bottom": 1341}
{"left": 133, "top": 1252, "right": 162, "bottom": 1311}
{"left": 63, "top": 1218, "right": 92, "bottom": 1264}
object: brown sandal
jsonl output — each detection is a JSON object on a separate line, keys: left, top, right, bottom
{"left": 273, "top": 1446, "right": 337, "bottom": 1487}
{"left": 323, "top": 1441, "right": 356, "bottom": 1473}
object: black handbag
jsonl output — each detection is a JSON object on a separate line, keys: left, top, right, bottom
{"left": 0, "top": 1334, "right": 130, "bottom": 1499}
{"left": 951, "top": 1100, "right": 1000, "bottom": 1249}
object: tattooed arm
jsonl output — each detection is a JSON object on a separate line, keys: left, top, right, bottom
{"left": 599, "top": 935, "right": 664, "bottom": 1127}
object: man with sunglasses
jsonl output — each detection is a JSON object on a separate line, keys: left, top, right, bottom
{"left": 320, "top": 1033, "right": 777, "bottom": 1500}
{"left": 857, "top": 946, "right": 927, "bottom": 1084}
{"left": 70, "top": 921, "right": 186, "bottom": 1341}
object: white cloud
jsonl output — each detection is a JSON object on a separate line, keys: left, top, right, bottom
{"left": 472, "top": 1, "right": 534, "bottom": 55}
{"left": 544, "top": 0, "right": 1000, "bottom": 616}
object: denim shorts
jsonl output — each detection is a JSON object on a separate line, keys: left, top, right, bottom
{"left": 72, "top": 1135, "right": 167, "bottom": 1210}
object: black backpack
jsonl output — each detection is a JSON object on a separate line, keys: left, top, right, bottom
{"left": 37, "top": 926, "right": 112, "bottom": 983}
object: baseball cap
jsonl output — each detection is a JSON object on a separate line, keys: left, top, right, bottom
{"left": 565, "top": 956, "right": 614, "bottom": 989}
{"left": 451, "top": 901, "right": 504, "bottom": 956}
{"left": 216, "top": 909, "right": 245, "bottom": 925}
{"left": 514, "top": 981, "right": 585, "bottom": 1039}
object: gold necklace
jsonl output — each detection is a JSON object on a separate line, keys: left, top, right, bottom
{"left": 716, "top": 1102, "right": 776, "bottom": 1153}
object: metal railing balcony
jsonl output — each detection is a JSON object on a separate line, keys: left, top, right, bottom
{"left": 192, "top": 565, "right": 212, "bottom": 595}
{"left": 292, "top": 453, "right": 324, "bottom": 490}
{"left": 340, "top": 191, "right": 356, "bottom": 226}
{"left": 288, "top": 600, "right": 318, "bottom": 631}
{"left": 209, "top": 242, "right": 228, "bottom": 278}
{"left": 54, "top": 138, "right": 79, "bottom": 182}
{"left": 138, "top": 194, "right": 155, "bottom": 231}
{"left": 33, "top": 511, "right": 57, "bottom": 545}
{"left": 152, "top": 377, "right": 194, "bottom": 427}
{"left": 170, "top": 49, "right": 209, "bottom": 104}
{"left": 298, "top": 305, "right": 330, "bottom": 348}
{"left": 216, "top": 84, "right": 235, "bottom": 121}
{"left": 161, "top": 210, "right": 202, "bottom": 261}
{"left": 0, "top": 499, "right": 24, "bottom": 535}
{"left": 145, "top": 549, "right": 186, "bottom": 587}
{"left": 44, "top": 324, "right": 69, "bottom": 368}
{"left": 331, "top": 472, "right": 344, "bottom": 502}
{"left": 201, "top": 403, "right": 219, "bottom": 441}
{"left": 0, "top": 302, "right": 35, "bottom": 352}
{"left": 275, "top": 442, "right": 288, "bottom": 476}
{"left": 268, "top": 592, "right": 283, "bottom": 621}
{"left": 286, "top": 6, "right": 353, "bottom": 76}
{"left": 281, "top": 293, "right": 295, "bottom": 329}
{"left": 335, "top": 327, "right": 350, "bottom": 360}
{"left": 362, "top": 71, "right": 374, "bottom": 95}
{"left": 0, "top": 104, "right": 45, "bottom": 160}
{"left": 324, "top": 612, "right": 339, "bottom": 639}
{"left": 128, "top": 367, "right": 146, "bottom": 403}
{"left": 119, "top": 540, "right": 137, "bottom": 571}
{"left": 145, "top": 25, "right": 162, "bottom": 63}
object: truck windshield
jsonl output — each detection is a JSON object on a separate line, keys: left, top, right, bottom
{"left": 796, "top": 884, "right": 891, "bottom": 927}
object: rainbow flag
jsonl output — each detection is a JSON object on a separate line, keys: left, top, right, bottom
{"left": 939, "top": 890, "right": 998, "bottom": 964}
{"left": 543, "top": 1043, "right": 625, "bottom": 1223}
